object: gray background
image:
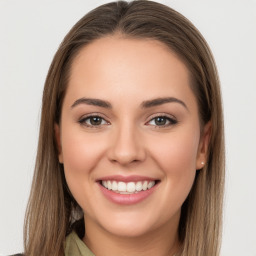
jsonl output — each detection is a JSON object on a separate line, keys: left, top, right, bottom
{"left": 0, "top": 0, "right": 256, "bottom": 255}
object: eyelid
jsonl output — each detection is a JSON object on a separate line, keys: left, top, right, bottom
{"left": 77, "top": 112, "right": 177, "bottom": 128}
{"left": 146, "top": 112, "right": 177, "bottom": 121}
{"left": 145, "top": 113, "right": 178, "bottom": 127}
{"left": 79, "top": 112, "right": 109, "bottom": 120}
{"left": 78, "top": 113, "right": 110, "bottom": 127}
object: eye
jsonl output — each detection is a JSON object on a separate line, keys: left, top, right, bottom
{"left": 79, "top": 115, "right": 109, "bottom": 127}
{"left": 147, "top": 115, "right": 177, "bottom": 127}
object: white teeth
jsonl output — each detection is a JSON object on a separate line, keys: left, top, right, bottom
{"left": 102, "top": 180, "right": 107, "bottom": 188}
{"left": 107, "top": 180, "right": 112, "bottom": 190}
{"left": 112, "top": 181, "right": 118, "bottom": 191}
{"left": 117, "top": 182, "right": 126, "bottom": 192}
{"left": 135, "top": 181, "right": 142, "bottom": 191}
{"left": 101, "top": 180, "right": 156, "bottom": 193}
{"left": 142, "top": 181, "right": 148, "bottom": 191}
{"left": 127, "top": 182, "right": 136, "bottom": 193}
{"left": 148, "top": 181, "right": 155, "bottom": 189}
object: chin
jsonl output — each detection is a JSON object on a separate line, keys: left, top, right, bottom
{"left": 101, "top": 219, "right": 154, "bottom": 238}
{"left": 91, "top": 209, "right": 165, "bottom": 238}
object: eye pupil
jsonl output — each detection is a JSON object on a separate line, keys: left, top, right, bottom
{"left": 155, "top": 117, "right": 166, "bottom": 125}
{"left": 90, "top": 116, "right": 102, "bottom": 125}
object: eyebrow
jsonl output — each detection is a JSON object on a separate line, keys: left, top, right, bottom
{"left": 71, "top": 97, "right": 188, "bottom": 110}
{"left": 141, "top": 97, "right": 188, "bottom": 110}
{"left": 71, "top": 98, "right": 112, "bottom": 109}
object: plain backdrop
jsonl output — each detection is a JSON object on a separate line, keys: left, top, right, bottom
{"left": 0, "top": 0, "right": 255, "bottom": 255}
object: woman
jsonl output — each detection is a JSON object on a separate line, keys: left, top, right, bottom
{"left": 22, "top": 0, "right": 225, "bottom": 255}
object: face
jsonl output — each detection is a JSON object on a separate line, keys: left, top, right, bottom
{"left": 56, "top": 36, "right": 210, "bottom": 238}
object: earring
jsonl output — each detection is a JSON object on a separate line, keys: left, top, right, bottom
{"left": 201, "top": 161, "right": 204, "bottom": 165}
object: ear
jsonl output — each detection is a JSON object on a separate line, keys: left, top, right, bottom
{"left": 54, "top": 123, "right": 63, "bottom": 163}
{"left": 196, "top": 121, "right": 211, "bottom": 170}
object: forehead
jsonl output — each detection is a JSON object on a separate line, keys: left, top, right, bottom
{"left": 65, "top": 36, "right": 197, "bottom": 110}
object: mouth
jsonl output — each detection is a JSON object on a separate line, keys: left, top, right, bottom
{"left": 100, "top": 180, "right": 158, "bottom": 194}
{"left": 97, "top": 176, "right": 160, "bottom": 205}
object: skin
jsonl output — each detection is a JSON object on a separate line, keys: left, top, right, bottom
{"left": 55, "top": 36, "right": 211, "bottom": 256}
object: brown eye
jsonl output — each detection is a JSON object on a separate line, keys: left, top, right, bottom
{"left": 90, "top": 116, "right": 103, "bottom": 125}
{"left": 155, "top": 117, "right": 167, "bottom": 126}
{"left": 147, "top": 115, "right": 177, "bottom": 127}
{"left": 79, "top": 115, "right": 108, "bottom": 127}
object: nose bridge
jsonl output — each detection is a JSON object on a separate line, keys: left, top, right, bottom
{"left": 108, "top": 118, "right": 145, "bottom": 165}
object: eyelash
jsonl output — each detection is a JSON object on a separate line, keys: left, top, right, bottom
{"left": 146, "top": 114, "right": 178, "bottom": 128}
{"left": 78, "top": 114, "right": 109, "bottom": 128}
{"left": 78, "top": 114, "right": 178, "bottom": 128}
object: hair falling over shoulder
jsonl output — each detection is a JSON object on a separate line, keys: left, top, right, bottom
{"left": 23, "top": 1, "right": 225, "bottom": 255}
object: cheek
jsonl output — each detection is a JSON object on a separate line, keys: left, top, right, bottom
{"left": 61, "top": 127, "right": 105, "bottom": 175}
{"left": 152, "top": 129, "right": 199, "bottom": 171}
{"left": 60, "top": 125, "right": 107, "bottom": 206}
{"left": 149, "top": 127, "right": 200, "bottom": 203}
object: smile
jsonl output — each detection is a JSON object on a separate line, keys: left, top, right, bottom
{"left": 97, "top": 175, "right": 160, "bottom": 205}
{"left": 101, "top": 180, "right": 156, "bottom": 194}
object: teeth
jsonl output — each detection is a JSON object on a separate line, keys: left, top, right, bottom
{"left": 102, "top": 180, "right": 107, "bottom": 188}
{"left": 118, "top": 182, "right": 126, "bottom": 192}
{"left": 127, "top": 182, "right": 136, "bottom": 193}
{"left": 101, "top": 180, "right": 156, "bottom": 193}
{"left": 148, "top": 181, "right": 155, "bottom": 189}
{"left": 107, "top": 181, "right": 112, "bottom": 190}
{"left": 135, "top": 181, "right": 142, "bottom": 191}
{"left": 142, "top": 181, "right": 148, "bottom": 191}
{"left": 112, "top": 181, "right": 118, "bottom": 191}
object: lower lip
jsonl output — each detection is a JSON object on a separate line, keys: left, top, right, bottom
{"left": 98, "top": 182, "right": 159, "bottom": 205}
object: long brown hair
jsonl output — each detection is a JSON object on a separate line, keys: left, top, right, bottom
{"left": 24, "top": 1, "right": 225, "bottom": 255}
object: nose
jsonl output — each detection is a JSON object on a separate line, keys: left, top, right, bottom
{"left": 107, "top": 122, "right": 146, "bottom": 165}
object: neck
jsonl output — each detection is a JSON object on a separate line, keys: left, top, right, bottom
{"left": 83, "top": 212, "right": 181, "bottom": 256}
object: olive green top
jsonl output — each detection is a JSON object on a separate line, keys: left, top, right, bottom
{"left": 65, "top": 231, "right": 178, "bottom": 256}
{"left": 65, "top": 231, "right": 95, "bottom": 256}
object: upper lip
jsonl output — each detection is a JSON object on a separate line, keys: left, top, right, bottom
{"left": 97, "top": 175, "right": 158, "bottom": 182}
